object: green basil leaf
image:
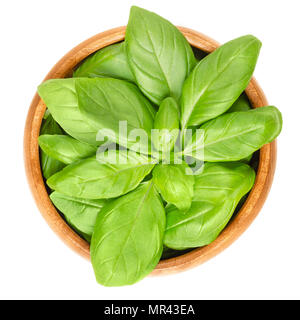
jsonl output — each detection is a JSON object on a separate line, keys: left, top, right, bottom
{"left": 73, "top": 42, "right": 135, "bottom": 82}
{"left": 40, "top": 112, "right": 63, "bottom": 135}
{"left": 153, "top": 97, "right": 179, "bottom": 153}
{"left": 38, "top": 134, "right": 97, "bottom": 164}
{"left": 163, "top": 162, "right": 255, "bottom": 249}
{"left": 47, "top": 151, "right": 155, "bottom": 199}
{"left": 164, "top": 200, "right": 236, "bottom": 249}
{"left": 90, "top": 181, "right": 165, "bottom": 286}
{"left": 214, "top": 93, "right": 253, "bottom": 163}
{"left": 96, "top": 149, "right": 157, "bottom": 165}
{"left": 39, "top": 114, "right": 65, "bottom": 179}
{"left": 50, "top": 191, "right": 106, "bottom": 242}
{"left": 38, "top": 79, "right": 99, "bottom": 145}
{"left": 125, "top": 6, "right": 196, "bottom": 105}
{"left": 226, "top": 93, "right": 251, "bottom": 113}
{"left": 43, "top": 109, "right": 51, "bottom": 120}
{"left": 76, "top": 78, "right": 155, "bottom": 153}
{"left": 225, "top": 93, "right": 253, "bottom": 162}
{"left": 193, "top": 162, "right": 256, "bottom": 202}
{"left": 153, "top": 163, "right": 194, "bottom": 211}
{"left": 180, "top": 35, "right": 261, "bottom": 128}
{"left": 40, "top": 152, "right": 65, "bottom": 180}
{"left": 183, "top": 106, "right": 282, "bottom": 162}
{"left": 239, "top": 154, "right": 253, "bottom": 164}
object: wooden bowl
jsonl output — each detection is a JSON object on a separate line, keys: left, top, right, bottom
{"left": 24, "top": 26, "right": 276, "bottom": 275}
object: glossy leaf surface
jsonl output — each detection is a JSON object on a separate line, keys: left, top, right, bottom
{"left": 226, "top": 93, "right": 251, "bottom": 113}
{"left": 38, "top": 134, "right": 97, "bottom": 164}
{"left": 126, "top": 6, "right": 196, "bottom": 105}
{"left": 47, "top": 151, "right": 155, "bottom": 199}
{"left": 153, "top": 163, "right": 194, "bottom": 211}
{"left": 39, "top": 114, "right": 65, "bottom": 179}
{"left": 50, "top": 191, "right": 106, "bottom": 242}
{"left": 91, "top": 182, "right": 165, "bottom": 286}
{"left": 181, "top": 35, "right": 261, "bottom": 128}
{"left": 193, "top": 162, "right": 256, "bottom": 202}
{"left": 38, "top": 79, "right": 99, "bottom": 145}
{"left": 76, "top": 78, "right": 155, "bottom": 153}
{"left": 73, "top": 42, "right": 135, "bottom": 82}
{"left": 152, "top": 97, "right": 179, "bottom": 153}
{"left": 183, "top": 106, "right": 282, "bottom": 161}
{"left": 164, "top": 162, "right": 255, "bottom": 249}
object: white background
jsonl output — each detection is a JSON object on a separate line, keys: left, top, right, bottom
{"left": 0, "top": 0, "right": 299, "bottom": 300}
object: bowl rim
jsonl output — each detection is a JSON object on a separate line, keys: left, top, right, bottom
{"left": 23, "top": 26, "right": 277, "bottom": 276}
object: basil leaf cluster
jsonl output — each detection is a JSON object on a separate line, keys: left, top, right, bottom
{"left": 37, "top": 6, "right": 282, "bottom": 286}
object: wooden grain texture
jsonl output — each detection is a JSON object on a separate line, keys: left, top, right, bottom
{"left": 24, "top": 26, "right": 277, "bottom": 274}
